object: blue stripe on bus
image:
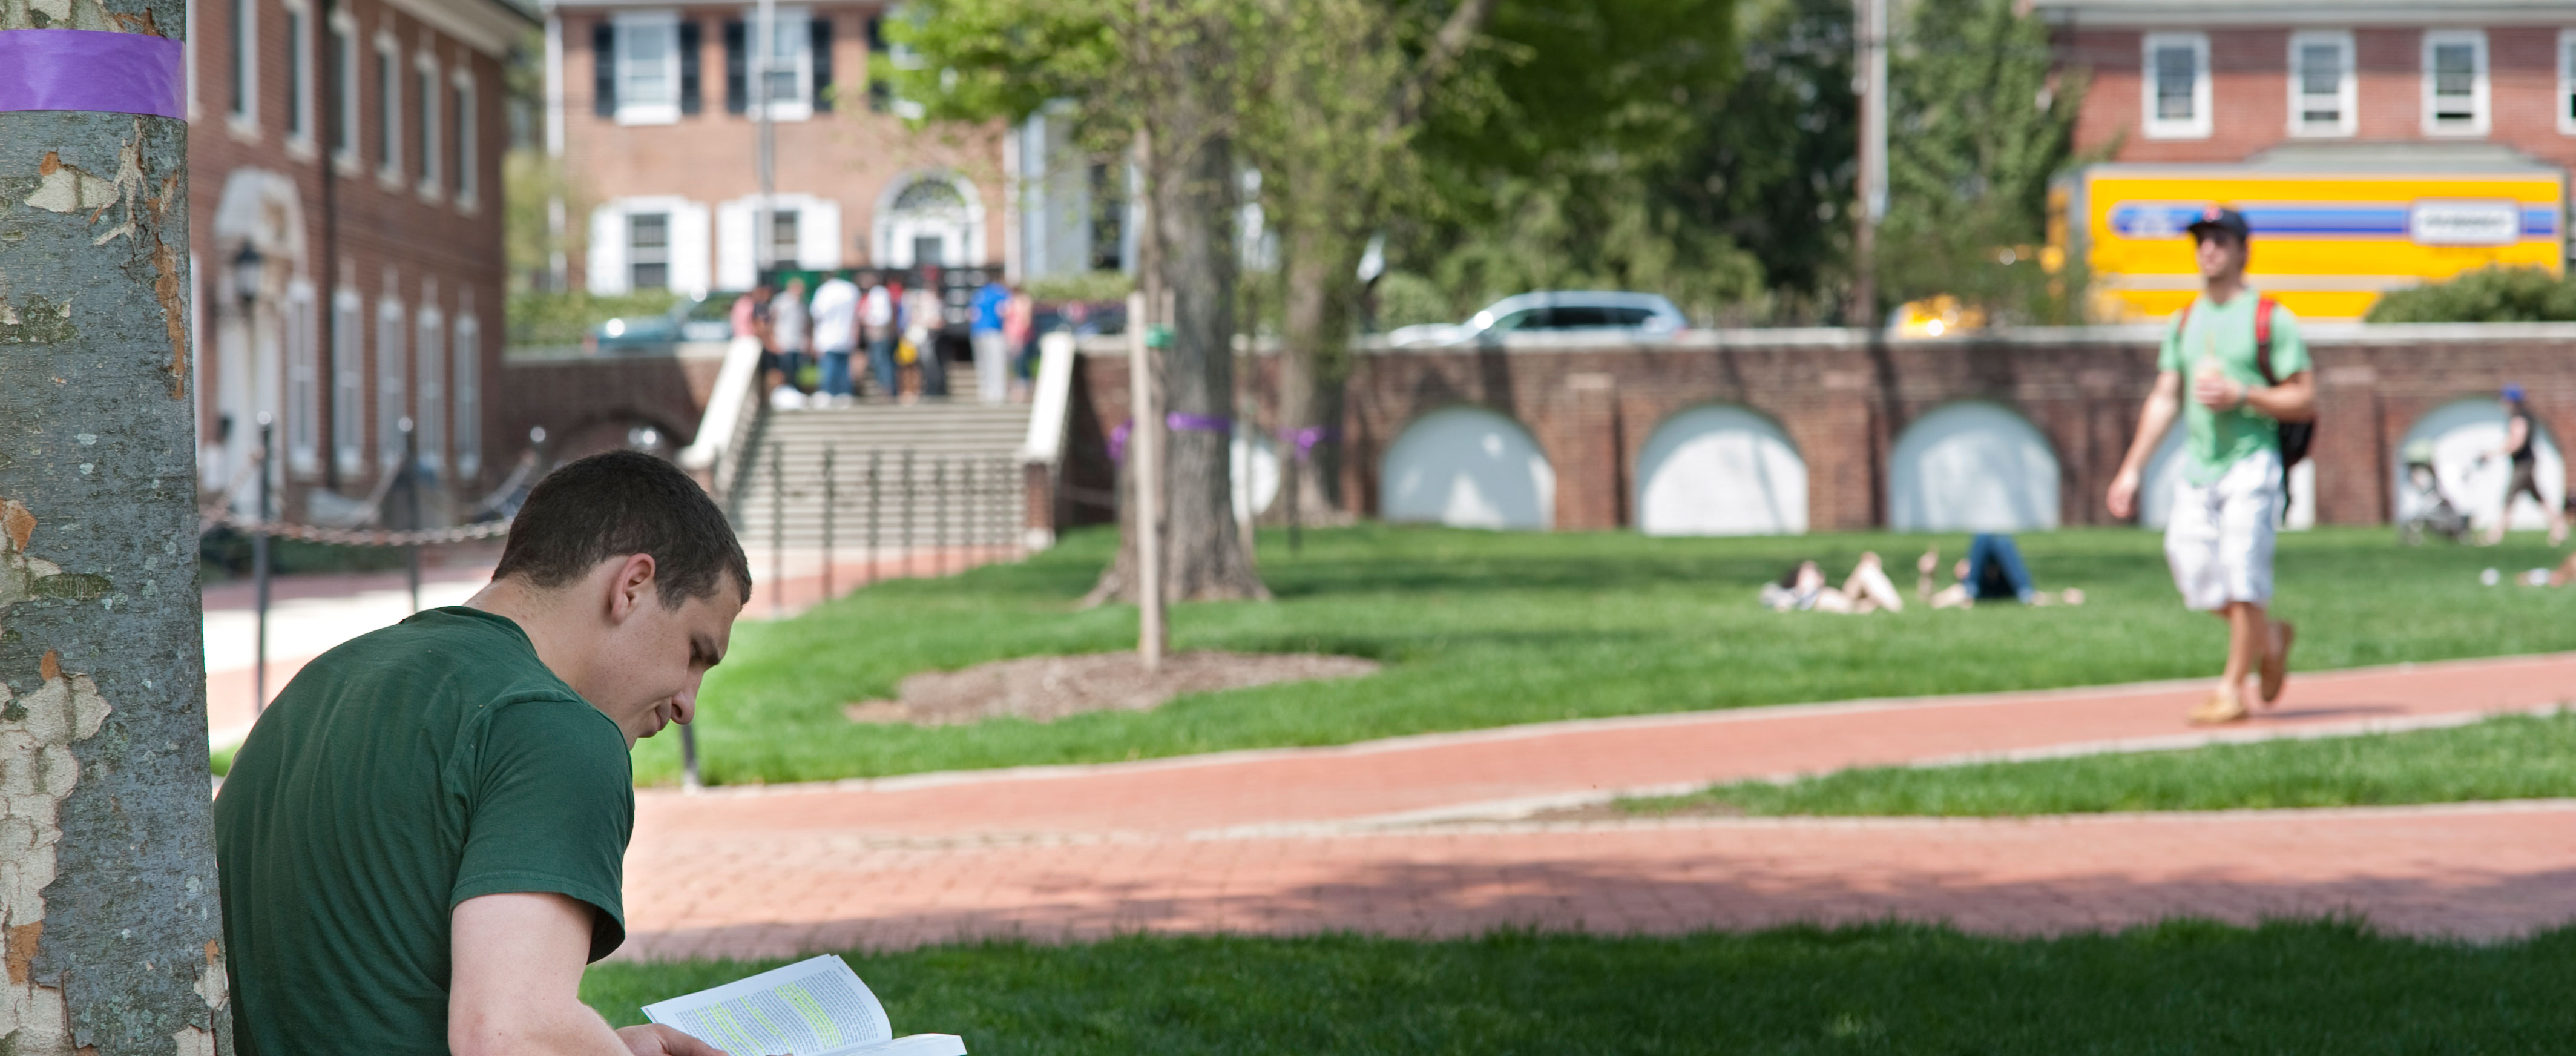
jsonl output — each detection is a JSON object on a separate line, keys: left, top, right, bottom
{"left": 2109, "top": 203, "right": 2558, "bottom": 240}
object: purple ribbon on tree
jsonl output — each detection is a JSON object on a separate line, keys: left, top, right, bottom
{"left": 1280, "top": 426, "right": 1334, "bottom": 461}
{"left": 1108, "top": 421, "right": 1132, "bottom": 463}
{"left": 1165, "top": 412, "right": 1232, "bottom": 434}
{"left": 0, "top": 30, "right": 186, "bottom": 119}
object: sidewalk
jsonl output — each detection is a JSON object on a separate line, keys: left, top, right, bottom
{"left": 616, "top": 653, "right": 2576, "bottom": 960}
{"left": 201, "top": 544, "right": 1012, "bottom": 745}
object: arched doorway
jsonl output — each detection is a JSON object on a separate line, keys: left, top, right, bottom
{"left": 2396, "top": 398, "right": 2564, "bottom": 532}
{"left": 873, "top": 172, "right": 985, "bottom": 268}
{"left": 1634, "top": 405, "right": 1807, "bottom": 536}
{"left": 209, "top": 169, "right": 309, "bottom": 512}
{"left": 1379, "top": 407, "right": 1556, "bottom": 530}
{"left": 1887, "top": 402, "right": 2060, "bottom": 532}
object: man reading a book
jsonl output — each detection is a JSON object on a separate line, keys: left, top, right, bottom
{"left": 216, "top": 452, "right": 749, "bottom": 1056}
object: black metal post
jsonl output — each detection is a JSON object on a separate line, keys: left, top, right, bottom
{"left": 934, "top": 458, "right": 948, "bottom": 577}
{"left": 403, "top": 418, "right": 421, "bottom": 614}
{"left": 254, "top": 414, "right": 274, "bottom": 714}
{"left": 901, "top": 449, "right": 915, "bottom": 579}
{"left": 962, "top": 458, "right": 975, "bottom": 570}
{"left": 821, "top": 444, "right": 836, "bottom": 603}
{"left": 865, "top": 449, "right": 880, "bottom": 587}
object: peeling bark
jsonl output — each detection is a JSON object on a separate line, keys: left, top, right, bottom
{"left": 0, "top": 3, "right": 231, "bottom": 1050}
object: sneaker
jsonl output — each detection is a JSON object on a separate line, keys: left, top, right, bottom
{"left": 2188, "top": 691, "right": 2249, "bottom": 725}
{"left": 2259, "top": 621, "right": 2295, "bottom": 707}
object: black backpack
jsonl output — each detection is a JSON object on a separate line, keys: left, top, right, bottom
{"left": 2178, "top": 295, "right": 2310, "bottom": 489}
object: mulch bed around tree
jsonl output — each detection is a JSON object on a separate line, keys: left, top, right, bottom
{"left": 843, "top": 650, "right": 1381, "bottom": 727}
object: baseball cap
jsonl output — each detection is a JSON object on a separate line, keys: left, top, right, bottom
{"left": 2186, "top": 206, "right": 2251, "bottom": 241}
{"left": 2504, "top": 383, "right": 2526, "bottom": 402}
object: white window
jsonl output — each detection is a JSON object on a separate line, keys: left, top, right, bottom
{"left": 2141, "top": 33, "right": 2210, "bottom": 139}
{"left": 452, "top": 70, "right": 478, "bottom": 207}
{"left": 376, "top": 297, "right": 407, "bottom": 470}
{"left": 2288, "top": 30, "right": 2354, "bottom": 137}
{"left": 2558, "top": 30, "right": 2576, "bottom": 136}
{"left": 2423, "top": 30, "right": 2489, "bottom": 136}
{"left": 229, "top": 0, "right": 258, "bottom": 130}
{"left": 415, "top": 53, "right": 442, "bottom": 196}
{"left": 283, "top": 280, "right": 320, "bottom": 476}
{"left": 416, "top": 308, "right": 446, "bottom": 472}
{"left": 629, "top": 211, "right": 672, "bottom": 290}
{"left": 376, "top": 33, "right": 402, "bottom": 180}
{"left": 751, "top": 7, "right": 813, "bottom": 120}
{"left": 332, "top": 288, "right": 364, "bottom": 476}
{"left": 614, "top": 12, "right": 682, "bottom": 125}
{"left": 453, "top": 314, "right": 481, "bottom": 478}
{"left": 284, "top": 0, "right": 314, "bottom": 146}
{"left": 768, "top": 208, "right": 801, "bottom": 269}
{"left": 329, "top": 12, "right": 358, "bottom": 163}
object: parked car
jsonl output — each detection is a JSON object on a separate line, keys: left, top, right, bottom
{"left": 589, "top": 294, "right": 738, "bottom": 354}
{"left": 1387, "top": 291, "right": 1686, "bottom": 347}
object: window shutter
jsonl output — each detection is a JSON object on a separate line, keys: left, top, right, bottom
{"left": 678, "top": 20, "right": 702, "bottom": 115}
{"left": 591, "top": 21, "right": 615, "bottom": 116}
{"left": 810, "top": 18, "right": 834, "bottom": 112}
{"left": 724, "top": 21, "right": 746, "bottom": 114}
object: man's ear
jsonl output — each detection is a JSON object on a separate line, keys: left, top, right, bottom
{"left": 605, "top": 553, "right": 659, "bottom": 624}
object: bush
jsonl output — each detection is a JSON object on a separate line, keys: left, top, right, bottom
{"left": 2365, "top": 266, "right": 2576, "bottom": 323}
{"left": 1024, "top": 271, "right": 1134, "bottom": 305}
{"left": 505, "top": 289, "right": 684, "bottom": 348}
{"left": 1372, "top": 271, "right": 1455, "bottom": 331}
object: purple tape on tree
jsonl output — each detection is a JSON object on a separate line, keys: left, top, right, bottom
{"left": 0, "top": 30, "right": 186, "bottom": 119}
{"left": 1165, "top": 412, "right": 1232, "bottom": 434}
{"left": 1108, "top": 421, "right": 1132, "bottom": 463}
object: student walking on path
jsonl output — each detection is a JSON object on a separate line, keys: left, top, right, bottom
{"left": 2106, "top": 207, "right": 2315, "bottom": 725}
{"left": 2483, "top": 384, "right": 2566, "bottom": 546}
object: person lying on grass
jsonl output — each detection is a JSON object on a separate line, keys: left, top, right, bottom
{"left": 1761, "top": 553, "right": 1906, "bottom": 613}
{"left": 1916, "top": 534, "right": 2085, "bottom": 609}
{"left": 215, "top": 451, "right": 749, "bottom": 1056}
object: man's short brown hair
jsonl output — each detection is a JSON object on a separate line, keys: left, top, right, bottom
{"left": 493, "top": 450, "right": 752, "bottom": 607}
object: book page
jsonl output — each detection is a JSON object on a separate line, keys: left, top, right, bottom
{"left": 643, "top": 955, "right": 895, "bottom": 1056}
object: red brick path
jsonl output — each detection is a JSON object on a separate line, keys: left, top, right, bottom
{"left": 616, "top": 653, "right": 2576, "bottom": 960}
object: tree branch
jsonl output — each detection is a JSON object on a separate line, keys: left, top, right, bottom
{"left": 1391, "top": 0, "right": 1497, "bottom": 130}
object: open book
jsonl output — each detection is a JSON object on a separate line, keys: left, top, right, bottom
{"left": 642, "top": 954, "right": 967, "bottom": 1056}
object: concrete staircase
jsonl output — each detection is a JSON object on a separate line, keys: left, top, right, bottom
{"left": 728, "top": 399, "right": 1036, "bottom": 551}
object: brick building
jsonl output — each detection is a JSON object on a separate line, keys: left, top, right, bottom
{"left": 188, "top": 0, "right": 525, "bottom": 523}
{"left": 546, "top": 0, "right": 1014, "bottom": 294}
{"left": 2035, "top": 0, "right": 2576, "bottom": 319}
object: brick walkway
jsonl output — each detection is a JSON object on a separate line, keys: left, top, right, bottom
{"left": 616, "top": 653, "right": 2576, "bottom": 960}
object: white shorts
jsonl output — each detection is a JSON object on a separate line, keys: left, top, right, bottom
{"left": 2164, "top": 448, "right": 2280, "bottom": 612}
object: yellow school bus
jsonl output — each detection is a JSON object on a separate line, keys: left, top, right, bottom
{"left": 2074, "top": 165, "right": 2566, "bottom": 321}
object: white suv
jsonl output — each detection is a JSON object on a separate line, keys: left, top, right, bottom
{"left": 1387, "top": 291, "right": 1686, "bottom": 347}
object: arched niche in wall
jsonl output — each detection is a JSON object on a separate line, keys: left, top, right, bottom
{"left": 1379, "top": 406, "right": 1556, "bottom": 530}
{"left": 1887, "top": 401, "right": 2061, "bottom": 532}
{"left": 1633, "top": 405, "right": 1807, "bottom": 536}
{"left": 2394, "top": 398, "right": 2564, "bottom": 532}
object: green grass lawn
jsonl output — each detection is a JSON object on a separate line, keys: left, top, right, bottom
{"left": 643, "top": 524, "right": 2576, "bottom": 785}
{"left": 582, "top": 923, "right": 2576, "bottom": 1054}
{"left": 1622, "top": 710, "right": 2576, "bottom": 817}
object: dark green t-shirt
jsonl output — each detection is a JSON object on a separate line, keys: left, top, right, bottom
{"left": 214, "top": 607, "right": 634, "bottom": 1056}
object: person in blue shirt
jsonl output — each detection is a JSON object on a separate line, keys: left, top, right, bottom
{"left": 969, "top": 277, "right": 1012, "bottom": 404}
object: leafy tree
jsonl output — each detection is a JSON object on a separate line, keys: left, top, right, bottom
{"left": 898, "top": 0, "right": 1268, "bottom": 601}
{"left": 2367, "top": 267, "right": 2576, "bottom": 323}
{"left": 1875, "top": 0, "right": 2086, "bottom": 323}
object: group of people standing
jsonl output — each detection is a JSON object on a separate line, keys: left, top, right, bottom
{"left": 735, "top": 268, "right": 1034, "bottom": 408}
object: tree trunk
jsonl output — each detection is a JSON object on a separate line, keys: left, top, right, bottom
{"left": 1272, "top": 219, "right": 1360, "bottom": 527}
{"left": 0, "top": 13, "right": 235, "bottom": 1055}
{"left": 1154, "top": 124, "right": 1266, "bottom": 600}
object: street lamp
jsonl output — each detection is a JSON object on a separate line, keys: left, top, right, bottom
{"left": 232, "top": 241, "right": 266, "bottom": 307}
